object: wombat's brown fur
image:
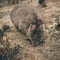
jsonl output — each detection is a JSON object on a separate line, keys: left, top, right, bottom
{"left": 10, "top": 3, "right": 45, "bottom": 46}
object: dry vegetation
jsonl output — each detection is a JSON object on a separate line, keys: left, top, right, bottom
{"left": 0, "top": 0, "right": 60, "bottom": 60}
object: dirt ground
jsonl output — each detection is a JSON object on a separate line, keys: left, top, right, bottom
{"left": 0, "top": 0, "right": 60, "bottom": 60}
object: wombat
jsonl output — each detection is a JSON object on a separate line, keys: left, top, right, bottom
{"left": 10, "top": 3, "right": 45, "bottom": 46}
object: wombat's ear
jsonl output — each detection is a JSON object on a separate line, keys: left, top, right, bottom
{"left": 29, "top": 24, "right": 36, "bottom": 31}
{"left": 39, "top": 24, "right": 44, "bottom": 31}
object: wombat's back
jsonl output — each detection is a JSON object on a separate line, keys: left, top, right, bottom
{"left": 10, "top": 3, "right": 37, "bottom": 34}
